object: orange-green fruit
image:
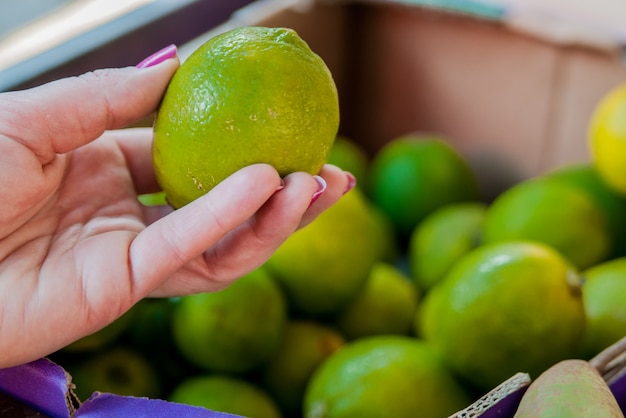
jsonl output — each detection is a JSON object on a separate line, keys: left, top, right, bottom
{"left": 419, "top": 241, "right": 585, "bottom": 391}
{"left": 547, "top": 162, "right": 626, "bottom": 259}
{"left": 264, "top": 188, "right": 386, "bottom": 316}
{"left": 482, "top": 177, "right": 610, "bottom": 270}
{"left": 261, "top": 320, "right": 345, "bottom": 416}
{"left": 580, "top": 257, "right": 626, "bottom": 358}
{"left": 171, "top": 267, "right": 287, "bottom": 373}
{"left": 303, "top": 336, "right": 473, "bottom": 418}
{"left": 589, "top": 83, "right": 626, "bottom": 195}
{"left": 326, "top": 135, "right": 369, "bottom": 187}
{"left": 153, "top": 26, "right": 339, "bottom": 208}
{"left": 169, "top": 375, "right": 282, "bottom": 418}
{"left": 513, "top": 359, "right": 623, "bottom": 418}
{"left": 334, "top": 262, "right": 419, "bottom": 340}
{"left": 366, "top": 135, "right": 480, "bottom": 237}
{"left": 408, "top": 201, "right": 486, "bottom": 292}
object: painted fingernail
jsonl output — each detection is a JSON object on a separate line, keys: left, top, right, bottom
{"left": 344, "top": 172, "right": 357, "bottom": 194}
{"left": 275, "top": 178, "right": 286, "bottom": 192}
{"left": 136, "top": 44, "right": 177, "bottom": 69}
{"left": 310, "top": 175, "right": 327, "bottom": 205}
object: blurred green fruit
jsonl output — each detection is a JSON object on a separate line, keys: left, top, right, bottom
{"left": 171, "top": 267, "right": 287, "bottom": 373}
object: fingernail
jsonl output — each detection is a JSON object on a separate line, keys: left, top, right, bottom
{"left": 310, "top": 175, "right": 327, "bottom": 205}
{"left": 275, "top": 179, "right": 286, "bottom": 192}
{"left": 344, "top": 172, "right": 357, "bottom": 194}
{"left": 136, "top": 44, "right": 177, "bottom": 69}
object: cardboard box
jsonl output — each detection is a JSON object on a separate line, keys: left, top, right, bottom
{"left": 185, "top": 0, "right": 626, "bottom": 200}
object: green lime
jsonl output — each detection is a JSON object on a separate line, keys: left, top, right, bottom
{"left": 547, "top": 162, "right": 626, "bottom": 259}
{"left": 366, "top": 134, "right": 480, "bottom": 237}
{"left": 419, "top": 241, "right": 585, "bottom": 391}
{"left": 303, "top": 336, "right": 473, "bottom": 418}
{"left": 67, "top": 347, "right": 161, "bottom": 401}
{"left": 154, "top": 26, "right": 339, "bottom": 208}
{"left": 482, "top": 177, "right": 610, "bottom": 270}
{"left": 169, "top": 375, "right": 281, "bottom": 418}
{"left": 334, "top": 262, "right": 419, "bottom": 340}
{"left": 408, "top": 201, "right": 486, "bottom": 292}
{"left": 580, "top": 257, "right": 626, "bottom": 358}
{"left": 326, "top": 135, "right": 369, "bottom": 187}
{"left": 264, "top": 188, "right": 386, "bottom": 316}
{"left": 171, "top": 267, "right": 287, "bottom": 373}
{"left": 261, "top": 320, "right": 345, "bottom": 416}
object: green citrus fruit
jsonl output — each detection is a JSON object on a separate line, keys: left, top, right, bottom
{"left": 408, "top": 201, "right": 486, "bottom": 292}
{"left": 589, "top": 83, "right": 626, "bottom": 195}
{"left": 419, "top": 241, "right": 585, "bottom": 391}
{"left": 171, "top": 267, "right": 287, "bottom": 373}
{"left": 580, "top": 257, "right": 626, "bottom": 358}
{"left": 67, "top": 347, "right": 161, "bottom": 401}
{"left": 482, "top": 177, "right": 610, "bottom": 270}
{"left": 334, "top": 262, "right": 419, "bottom": 340}
{"left": 547, "top": 162, "right": 626, "bottom": 259}
{"left": 261, "top": 320, "right": 345, "bottom": 416}
{"left": 366, "top": 134, "right": 480, "bottom": 237}
{"left": 303, "top": 335, "right": 473, "bottom": 418}
{"left": 169, "top": 375, "right": 281, "bottom": 418}
{"left": 264, "top": 188, "right": 386, "bottom": 316}
{"left": 153, "top": 26, "right": 339, "bottom": 208}
{"left": 326, "top": 135, "right": 369, "bottom": 187}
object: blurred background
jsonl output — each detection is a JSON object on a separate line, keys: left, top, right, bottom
{"left": 2, "top": 0, "right": 626, "bottom": 92}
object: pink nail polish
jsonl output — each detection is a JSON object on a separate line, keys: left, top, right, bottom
{"left": 310, "top": 175, "right": 327, "bottom": 205}
{"left": 344, "top": 172, "right": 357, "bottom": 194}
{"left": 275, "top": 179, "right": 286, "bottom": 192}
{"left": 136, "top": 44, "right": 177, "bottom": 69}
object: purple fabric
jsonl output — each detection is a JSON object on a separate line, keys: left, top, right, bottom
{"left": 609, "top": 368, "right": 626, "bottom": 414}
{"left": 0, "top": 358, "right": 71, "bottom": 418}
{"left": 0, "top": 359, "right": 241, "bottom": 417}
{"left": 480, "top": 386, "right": 528, "bottom": 418}
{"left": 75, "top": 392, "right": 241, "bottom": 418}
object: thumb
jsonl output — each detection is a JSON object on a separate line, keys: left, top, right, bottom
{"left": 0, "top": 45, "right": 179, "bottom": 160}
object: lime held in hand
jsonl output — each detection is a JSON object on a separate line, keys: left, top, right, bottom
{"left": 153, "top": 26, "right": 339, "bottom": 208}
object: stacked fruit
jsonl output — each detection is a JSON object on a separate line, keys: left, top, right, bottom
{"left": 49, "top": 28, "right": 626, "bottom": 417}
{"left": 51, "top": 127, "right": 626, "bottom": 417}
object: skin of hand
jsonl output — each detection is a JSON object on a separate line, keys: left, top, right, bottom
{"left": 0, "top": 52, "right": 354, "bottom": 368}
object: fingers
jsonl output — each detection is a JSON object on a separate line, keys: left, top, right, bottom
{"left": 108, "top": 128, "right": 160, "bottom": 194}
{"left": 128, "top": 164, "right": 283, "bottom": 296}
{"left": 0, "top": 57, "right": 179, "bottom": 164}
{"left": 299, "top": 164, "right": 356, "bottom": 228}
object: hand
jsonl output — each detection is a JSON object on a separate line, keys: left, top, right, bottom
{"left": 0, "top": 49, "right": 354, "bottom": 367}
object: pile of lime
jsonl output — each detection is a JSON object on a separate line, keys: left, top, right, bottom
{"left": 48, "top": 26, "right": 626, "bottom": 418}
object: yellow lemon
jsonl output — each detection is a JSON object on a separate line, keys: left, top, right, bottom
{"left": 153, "top": 26, "right": 339, "bottom": 208}
{"left": 589, "top": 83, "right": 626, "bottom": 195}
